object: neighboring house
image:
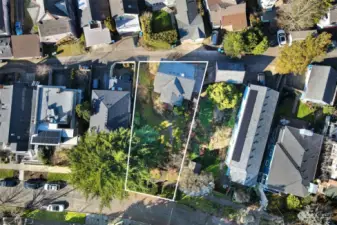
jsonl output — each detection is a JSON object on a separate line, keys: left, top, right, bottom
{"left": 35, "top": 0, "right": 78, "bottom": 43}
{"left": 317, "top": 6, "right": 337, "bottom": 29}
{"left": 30, "top": 86, "right": 82, "bottom": 147}
{"left": 109, "top": 0, "right": 143, "bottom": 35}
{"left": 258, "top": 0, "right": 277, "bottom": 10}
{"left": 0, "top": 37, "right": 12, "bottom": 59}
{"left": 11, "top": 35, "right": 42, "bottom": 58}
{"left": 145, "top": 0, "right": 175, "bottom": 11}
{"left": 89, "top": 90, "right": 131, "bottom": 132}
{"left": 0, "top": 83, "right": 36, "bottom": 153}
{"left": 301, "top": 65, "right": 337, "bottom": 106}
{"left": 154, "top": 63, "right": 197, "bottom": 106}
{"left": 288, "top": 30, "right": 317, "bottom": 45}
{"left": 266, "top": 126, "right": 323, "bottom": 197}
{"left": 226, "top": 84, "right": 279, "bottom": 186}
{"left": 0, "top": 0, "right": 10, "bottom": 36}
{"left": 205, "top": 61, "right": 245, "bottom": 84}
{"left": 176, "top": 0, "right": 205, "bottom": 43}
{"left": 78, "top": 0, "right": 111, "bottom": 47}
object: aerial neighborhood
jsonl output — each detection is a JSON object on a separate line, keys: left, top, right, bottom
{"left": 1, "top": 0, "right": 337, "bottom": 224}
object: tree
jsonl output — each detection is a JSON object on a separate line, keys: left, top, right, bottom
{"left": 286, "top": 194, "right": 302, "bottom": 210}
{"left": 76, "top": 101, "right": 91, "bottom": 122}
{"left": 206, "top": 83, "right": 242, "bottom": 110}
{"left": 36, "top": 64, "right": 52, "bottom": 77}
{"left": 223, "top": 32, "right": 245, "bottom": 58}
{"left": 104, "top": 16, "right": 116, "bottom": 32}
{"left": 275, "top": 32, "right": 332, "bottom": 75}
{"left": 68, "top": 129, "right": 153, "bottom": 209}
{"left": 297, "top": 204, "right": 332, "bottom": 225}
{"left": 277, "top": 0, "right": 333, "bottom": 31}
{"left": 178, "top": 169, "right": 214, "bottom": 197}
{"left": 252, "top": 37, "right": 268, "bottom": 55}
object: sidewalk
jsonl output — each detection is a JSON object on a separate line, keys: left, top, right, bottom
{"left": 0, "top": 163, "right": 71, "bottom": 174}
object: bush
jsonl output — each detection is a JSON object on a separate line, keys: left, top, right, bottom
{"left": 252, "top": 37, "right": 269, "bottom": 55}
{"left": 286, "top": 194, "right": 302, "bottom": 210}
{"left": 38, "top": 147, "right": 55, "bottom": 165}
{"left": 104, "top": 16, "right": 116, "bottom": 32}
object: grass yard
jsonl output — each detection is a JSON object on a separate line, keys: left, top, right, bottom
{"left": 47, "top": 173, "right": 71, "bottom": 182}
{"left": 24, "top": 210, "right": 86, "bottom": 224}
{"left": 152, "top": 10, "right": 173, "bottom": 33}
{"left": 297, "top": 101, "right": 316, "bottom": 122}
{"left": 143, "top": 39, "right": 171, "bottom": 50}
{"left": 0, "top": 169, "right": 15, "bottom": 179}
{"left": 56, "top": 42, "right": 86, "bottom": 56}
{"left": 179, "top": 195, "right": 220, "bottom": 215}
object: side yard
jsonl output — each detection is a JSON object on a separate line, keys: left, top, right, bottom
{"left": 23, "top": 210, "right": 86, "bottom": 224}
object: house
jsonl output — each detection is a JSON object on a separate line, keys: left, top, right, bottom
{"left": 175, "top": 0, "right": 205, "bottom": 43}
{"left": 301, "top": 65, "right": 337, "bottom": 105}
{"left": 89, "top": 90, "right": 131, "bottom": 132}
{"left": 34, "top": 0, "right": 78, "bottom": 43}
{"left": 109, "top": 0, "right": 143, "bottom": 35}
{"left": 145, "top": 0, "right": 175, "bottom": 11}
{"left": 30, "top": 86, "right": 82, "bottom": 147}
{"left": 288, "top": 30, "right": 317, "bottom": 45}
{"left": 0, "top": 83, "right": 36, "bottom": 153}
{"left": 11, "top": 35, "right": 42, "bottom": 58}
{"left": 0, "top": 0, "right": 10, "bottom": 36}
{"left": 265, "top": 126, "right": 323, "bottom": 197}
{"left": 154, "top": 63, "right": 197, "bottom": 106}
{"left": 0, "top": 37, "right": 12, "bottom": 59}
{"left": 215, "top": 62, "right": 245, "bottom": 84}
{"left": 317, "top": 6, "right": 337, "bottom": 29}
{"left": 226, "top": 84, "right": 279, "bottom": 186}
{"left": 78, "top": 0, "right": 111, "bottom": 47}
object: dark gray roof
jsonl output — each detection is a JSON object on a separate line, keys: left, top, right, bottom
{"left": 90, "top": 90, "right": 131, "bottom": 132}
{"left": 79, "top": 0, "right": 110, "bottom": 27}
{"left": 154, "top": 63, "right": 196, "bottom": 105}
{"left": 176, "top": 0, "right": 205, "bottom": 41}
{"left": 303, "top": 65, "right": 337, "bottom": 105}
{"left": 229, "top": 85, "right": 279, "bottom": 186}
{"left": 0, "top": 37, "right": 12, "bottom": 59}
{"left": 38, "top": 19, "right": 73, "bottom": 37}
{"left": 267, "top": 126, "right": 323, "bottom": 197}
{"left": 0, "top": 0, "right": 10, "bottom": 35}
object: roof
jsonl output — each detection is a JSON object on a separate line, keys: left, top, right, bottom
{"left": 207, "top": 0, "right": 237, "bottom": 26}
{"left": 0, "top": 0, "right": 10, "bottom": 35}
{"left": 215, "top": 61, "right": 245, "bottom": 83}
{"left": 228, "top": 85, "right": 279, "bottom": 186}
{"left": 267, "top": 126, "right": 324, "bottom": 197}
{"left": 79, "top": 0, "right": 110, "bottom": 27}
{"left": 0, "top": 85, "right": 13, "bottom": 145}
{"left": 90, "top": 90, "right": 131, "bottom": 132}
{"left": 154, "top": 63, "right": 197, "bottom": 105}
{"left": 289, "top": 30, "right": 317, "bottom": 41}
{"left": 303, "top": 65, "right": 337, "bottom": 105}
{"left": 115, "top": 14, "right": 141, "bottom": 34}
{"left": 109, "top": 0, "right": 142, "bottom": 17}
{"left": 221, "top": 3, "right": 247, "bottom": 31}
{"left": 176, "top": 0, "right": 205, "bottom": 41}
{"left": 330, "top": 6, "right": 337, "bottom": 24}
{"left": 0, "top": 37, "right": 12, "bottom": 59}
{"left": 38, "top": 19, "right": 73, "bottom": 37}
{"left": 11, "top": 35, "right": 41, "bottom": 58}
{"left": 36, "top": 86, "right": 76, "bottom": 125}
{"left": 83, "top": 23, "right": 111, "bottom": 47}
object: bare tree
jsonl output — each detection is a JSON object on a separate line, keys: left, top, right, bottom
{"left": 35, "top": 64, "right": 52, "bottom": 78}
{"left": 178, "top": 168, "right": 214, "bottom": 197}
{"left": 297, "top": 203, "right": 332, "bottom": 225}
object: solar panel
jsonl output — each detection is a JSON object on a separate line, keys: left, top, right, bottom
{"left": 232, "top": 90, "right": 258, "bottom": 162}
{"left": 31, "top": 131, "right": 61, "bottom": 145}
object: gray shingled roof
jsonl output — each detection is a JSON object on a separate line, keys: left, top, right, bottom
{"left": 38, "top": 19, "right": 72, "bottom": 37}
{"left": 266, "top": 126, "right": 323, "bottom": 197}
{"left": 176, "top": 0, "right": 205, "bottom": 41}
{"left": 0, "top": 0, "right": 10, "bottom": 35}
{"left": 154, "top": 63, "right": 197, "bottom": 106}
{"left": 228, "top": 85, "right": 279, "bottom": 186}
{"left": 90, "top": 90, "right": 131, "bottom": 132}
{"left": 303, "top": 65, "right": 337, "bottom": 105}
{"left": 0, "top": 85, "right": 13, "bottom": 145}
{"left": 215, "top": 61, "right": 245, "bottom": 83}
{"left": 0, "top": 37, "right": 12, "bottom": 59}
{"left": 79, "top": 0, "right": 110, "bottom": 27}
{"left": 83, "top": 23, "right": 111, "bottom": 47}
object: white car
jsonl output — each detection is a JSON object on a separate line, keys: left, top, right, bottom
{"left": 47, "top": 204, "right": 65, "bottom": 212}
{"left": 277, "top": 30, "right": 287, "bottom": 47}
{"left": 44, "top": 183, "right": 60, "bottom": 191}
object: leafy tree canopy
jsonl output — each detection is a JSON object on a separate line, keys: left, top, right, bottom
{"left": 75, "top": 101, "right": 91, "bottom": 122}
{"left": 275, "top": 32, "right": 331, "bottom": 75}
{"left": 206, "top": 83, "right": 242, "bottom": 110}
{"left": 223, "top": 32, "right": 245, "bottom": 58}
{"left": 286, "top": 194, "right": 302, "bottom": 210}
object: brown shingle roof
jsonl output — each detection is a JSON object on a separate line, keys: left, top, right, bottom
{"left": 11, "top": 35, "right": 41, "bottom": 58}
{"left": 221, "top": 3, "right": 247, "bottom": 31}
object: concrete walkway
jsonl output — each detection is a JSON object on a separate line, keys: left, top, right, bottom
{"left": 0, "top": 163, "right": 71, "bottom": 174}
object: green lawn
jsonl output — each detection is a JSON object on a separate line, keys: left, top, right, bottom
{"left": 297, "top": 101, "right": 316, "bottom": 122}
{"left": 178, "top": 196, "right": 220, "bottom": 215}
{"left": 0, "top": 169, "right": 15, "bottom": 179}
{"left": 144, "top": 39, "right": 171, "bottom": 50}
{"left": 24, "top": 210, "right": 86, "bottom": 224}
{"left": 152, "top": 10, "right": 173, "bottom": 33}
{"left": 56, "top": 43, "right": 86, "bottom": 56}
{"left": 198, "top": 97, "right": 214, "bottom": 129}
{"left": 47, "top": 173, "right": 71, "bottom": 182}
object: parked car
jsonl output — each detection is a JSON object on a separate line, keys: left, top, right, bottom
{"left": 44, "top": 183, "right": 61, "bottom": 191}
{"left": 47, "top": 203, "right": 65, "bottom": 212}
{"left": 277, "top": 30, "right": 287, "bottom": 47}
{"left": 211, "top": 30, "right": 219, "bottom": 45}
{"left": 257, "top": 72, "right": 266, "bottom": 86}
{"left": 24, "top": 179, "right": 45, "bottom": 189}
{"left": 0, "top": 178, "right": 19, "bottom": 187}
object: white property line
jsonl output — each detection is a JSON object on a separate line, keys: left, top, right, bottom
{"left": 124, "top": 61, "right": 209, "bottom": 201}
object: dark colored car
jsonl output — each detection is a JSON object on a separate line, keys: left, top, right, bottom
{"left": 24, "top": 179, "right": 45, "bottom": 189}
{"left": 0, "top": 178, "right": 19, "bottom": 187}
{"left": 211, "top": 30, "right": 219, "bottom": 45}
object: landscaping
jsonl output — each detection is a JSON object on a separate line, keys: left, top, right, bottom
{"left": 23, "top": 210, "right": 86, "bottom": 224}
{"left": 0, "top": 169, "right": 16, "bottom": 179}
{"left": 152, "top": 10, "right": 173, "bottom": 33}
{"left": 47, "top": 173, "right": 71, "bottom": 182}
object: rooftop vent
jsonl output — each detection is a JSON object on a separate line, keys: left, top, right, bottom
{"left": 300, "top": 129, "right": 313, "bottom": 137}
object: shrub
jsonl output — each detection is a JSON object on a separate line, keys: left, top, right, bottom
{"left": 104, "top": 16, "right": 116, "bottom": 32}
{"left": 286, "top": 194, "right": 302, "bottom": 210}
